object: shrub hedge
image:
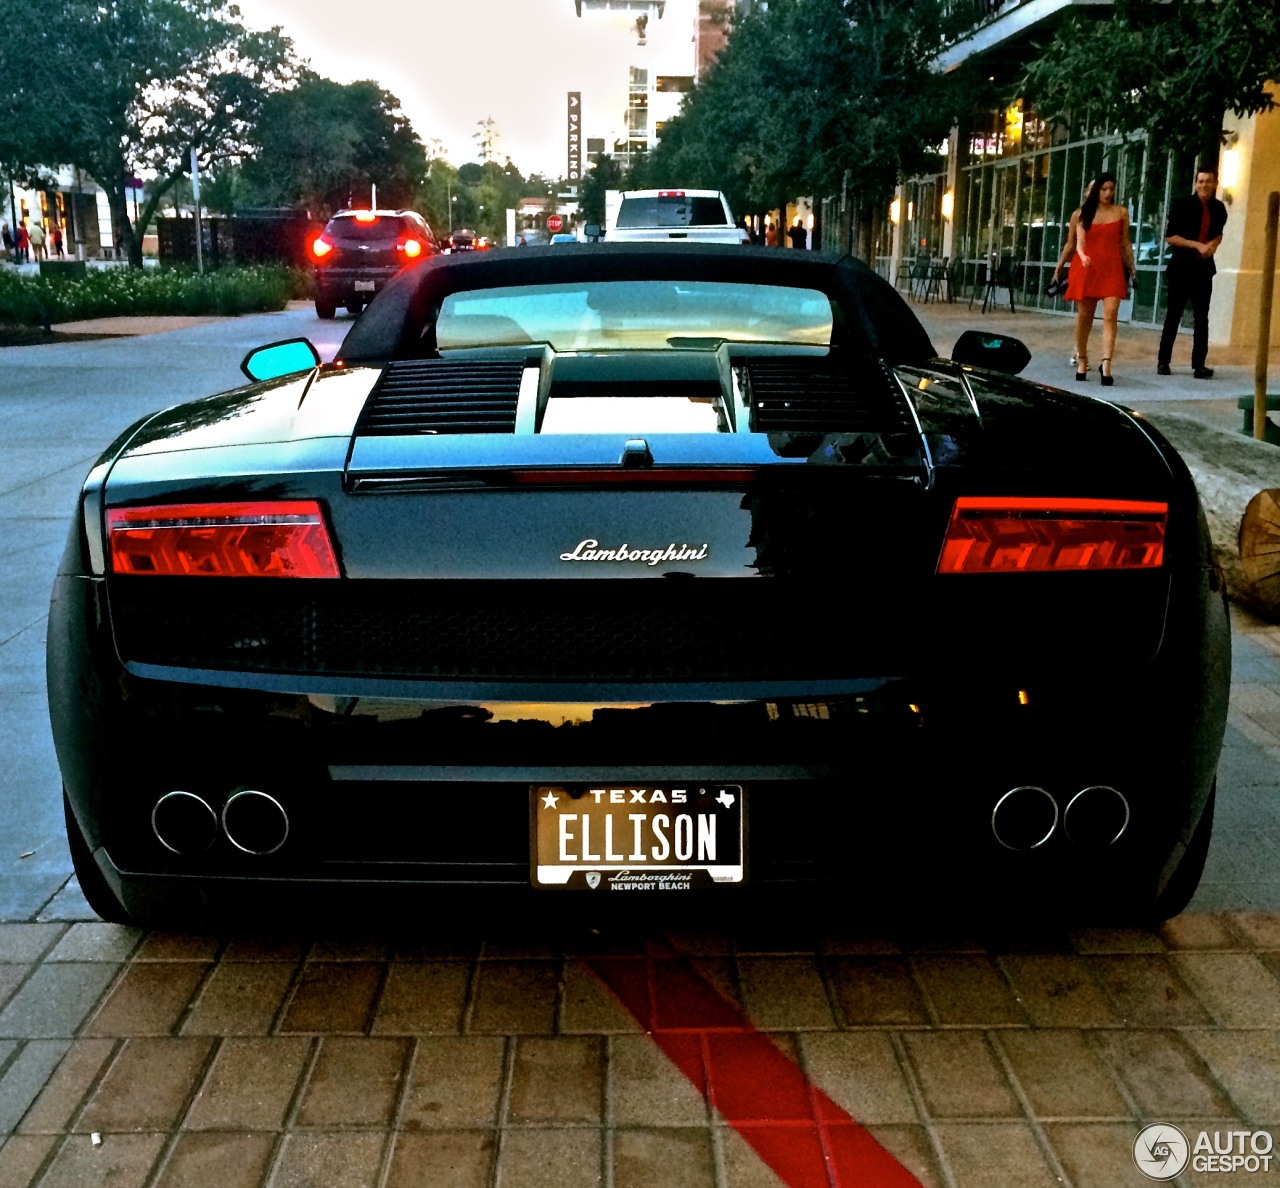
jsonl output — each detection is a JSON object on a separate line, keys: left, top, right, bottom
{"left": 0, "top": 265, "right": 310, "bottom": 326}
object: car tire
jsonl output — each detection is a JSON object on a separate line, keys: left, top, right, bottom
{"left": 345, "top": 301, "right": 363, "bottom": 316}
{"left": 1149, "top": 781, "right": 1216, "bottom": 921}
{"left": 63, "top": 789, "right": 133, "bottom": 925}
{"left": 315, "top": 298, "right": 336, "bottom": 320}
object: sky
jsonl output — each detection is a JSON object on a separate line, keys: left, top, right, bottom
{"left": 233, "top": 0, "right": 698, "bottom": 180}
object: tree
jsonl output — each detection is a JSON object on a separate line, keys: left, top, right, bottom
{"left": 581, "top": 155, "right": 624, "bottom": 226}
{"left": 240, "top": 75, "right": 427, "bottom": 216}
{"left": 9, "top": 0, "right": 293, "bottom": 266}
{"left": 1021, "top": 0, "right": 1280, "bottom": 155}
{"left": 640, "top": 0, "right": 966, "bottom": 228}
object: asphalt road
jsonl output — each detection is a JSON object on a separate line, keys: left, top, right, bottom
{"left": 0, "top": 308, "right": 1276, "bottom": 921}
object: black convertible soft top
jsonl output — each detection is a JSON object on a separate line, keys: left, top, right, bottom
{"left": 336, "top": 243, "right": 936, "bottom": 365}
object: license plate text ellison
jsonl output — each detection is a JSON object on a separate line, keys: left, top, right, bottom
{"left": 533, "top": 785, "right": 744, "bottom": 889}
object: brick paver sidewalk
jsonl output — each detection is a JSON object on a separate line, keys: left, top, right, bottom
{"left": 0, "top": 914, "right": 1275, "bottom": 1187}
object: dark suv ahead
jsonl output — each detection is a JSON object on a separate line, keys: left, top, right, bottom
{"left": 309, "top": 210, "right": 438, "bottom": 318}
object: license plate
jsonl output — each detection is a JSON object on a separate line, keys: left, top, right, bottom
{"left": 354, "top": 280, "right": 376, "bottom": 292}
{"left": 531, "top": 784, "right": 745, "bottom": 890}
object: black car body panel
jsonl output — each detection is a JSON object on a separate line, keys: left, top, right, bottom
{"left": 48, "top": 245, "right": 1230, "bottom": 924}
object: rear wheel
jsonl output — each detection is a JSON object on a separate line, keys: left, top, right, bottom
{"left": 345, "top": 301, "right": 364, "bottom": 316}
{"left": 1150, "top": 782, "right": 1215, "bottom": 921}
{"left": 315, "top": 298, "right": 336, "bottom": 320}
{"left": 63, "top": 789, "right": 133, "bottom": 924}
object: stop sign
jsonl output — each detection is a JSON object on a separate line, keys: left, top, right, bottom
{"left": 547, "top": 215, "right": 563, "bottom": 233}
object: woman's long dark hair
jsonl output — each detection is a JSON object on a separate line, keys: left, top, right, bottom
{"left": 1080, "top": 172, "right": 1117, "bottom": 230}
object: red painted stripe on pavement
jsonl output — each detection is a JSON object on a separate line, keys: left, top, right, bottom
{"left": 587, "top": 946, "right": 924, "bottom": 1188}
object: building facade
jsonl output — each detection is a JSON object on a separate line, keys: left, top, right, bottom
{"left": 884, "top": 0, "right": 1279, "bottom": 351}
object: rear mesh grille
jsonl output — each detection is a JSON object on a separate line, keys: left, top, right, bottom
{"left": 744, "top": 359, "right": 914, "bottom": 434}
{"left": 355, "top": 360, "right": 524, "bottom": 435}
{"left": 109, "top": 578, "right": 873, "bottom": 682}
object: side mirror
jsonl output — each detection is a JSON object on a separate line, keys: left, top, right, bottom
{"left": 951, "top": 330, "right": 1031, "bottom": 376}
{"left": 583, "top": 224, "right": 602, "bottom": 241}
{"left": 240, "top": 338, "right": 321, "bottom": 382}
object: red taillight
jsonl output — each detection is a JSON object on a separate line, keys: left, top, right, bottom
{"left": 936, "top": 497, "right": 1167, "bottom": 574}
{"left": 658, "top": 190, "right": 686, "bottom": 197}
{"left": 311, "top": 235, "right": 332, "bottom": 258}
{"left": 354, "top": 210, "right": 377, "bottom": 223}
{"left": 107, "top": 501, "right": 340, "bottom": 578}
{"left": 399, "top": 238, "right": 422, "bottom": 257}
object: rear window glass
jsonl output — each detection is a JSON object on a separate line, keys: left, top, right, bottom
{"left": 616, "top": 197, "right": 727, "bottom": 228}
{"left": 436, "top": 280, "right": 833, "bottom": 351}
{"left": 327, "top": 216, "right": 412, "bottom": 240}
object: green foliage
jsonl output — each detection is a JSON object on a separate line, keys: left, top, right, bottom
{"left": 1021, "top": 0, "right": 1280, "bottom": 154}
{"left": 581, "top": 155, "right": 624, "bottom": 226}
{"left": 416, "top": 156, "right": 544, "bottom": 239}
{"left": 0, "top": 265, "right": 301, "bottom": 325}
{"left": 641, "top": 0, "right": 966, "bottom": 212}
{"left": 2, "top": 0, "right": 294, "bottom": 266}
{"left": 239, "top": 75, "right": 427, "bottom": 218}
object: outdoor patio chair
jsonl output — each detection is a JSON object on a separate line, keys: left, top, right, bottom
{"left": 980, "top": 253, "right": 1018, "bottom": 314}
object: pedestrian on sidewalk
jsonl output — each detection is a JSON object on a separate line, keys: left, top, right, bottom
{"left": 1, "top": 223, "right": 11, "bottom": 262}
{"left": 50, "top": 224, "right": 63, "bottom": 258}
{"left": 14, "top": 222, "right": 29, "bottom": 264}
{"left": 764, "top": 220, "right": 778, "bottom": 247}
{"left": 27, "top": 220, "right": 45, "bottom": 262}
{"left": 1064, "top": 172, "right": 1134, "bottom": 387}
{"left": 787, "top": 219, "right": 808, "bottom": 250}
{"left": 1157, "top": 167, "right": 1227, "bottom": 379}
{"left": 1050, "top": 181, "right": 1093, "bottom": 294}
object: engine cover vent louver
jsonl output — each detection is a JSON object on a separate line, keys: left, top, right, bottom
{"left": 743, "top": 358, "right": 915, "bottom": 435}
{"left": 355, "top": 360, "right": 525, "bottom": 436}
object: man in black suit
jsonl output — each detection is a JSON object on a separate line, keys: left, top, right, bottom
{"left": 1158, "top": 168, "right": 1228, "bottom": 379}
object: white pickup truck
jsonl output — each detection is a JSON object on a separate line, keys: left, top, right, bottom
{"left": 605, "top": 189, "right": 750, "bottom": 244}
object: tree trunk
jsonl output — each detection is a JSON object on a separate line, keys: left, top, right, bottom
{"left": 103, "top": 184, "right": 142, "bottom": 268}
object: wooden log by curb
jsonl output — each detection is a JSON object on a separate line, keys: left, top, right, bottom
{"left": 1141, "top": 411, "right": 1280, "bottom": 618}
{"left": 1240, "top": 490, "right": 1280, "bottom": 612}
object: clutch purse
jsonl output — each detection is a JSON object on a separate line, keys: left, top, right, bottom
{"left": 1045, "top": 271, "right": 1068, "bottom": 298}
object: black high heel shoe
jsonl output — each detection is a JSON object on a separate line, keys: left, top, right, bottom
{"left": 1098, "top": 358, "right": 1114, "bottom": 387}
{"left": 1075, "top": 358, "right": 1089, "bottom": 381}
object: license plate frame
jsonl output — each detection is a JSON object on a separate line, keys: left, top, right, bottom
{"left": 530, "top": 783, "right": 746, "bottom": 891}
{"left": 354, "top": 280, "right": 376, "bottom": 292}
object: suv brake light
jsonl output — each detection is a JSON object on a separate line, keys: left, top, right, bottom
{"left": 658, "top": 190, "right": 686, "bottom": 197}
{"left": 108, "top": 501, "right": 340, "bottom": 578}
{"left": 936, "top": 497, "right": 1167, "bottom": 574}
{"left": 398, "top": 238, "right": 423, "bottom": 257}
{"left": 311, "top": 235, "right": 333, "bottom": 258}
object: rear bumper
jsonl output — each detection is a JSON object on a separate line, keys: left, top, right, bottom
{"left": 315, "top": 268, "right": 398, "bottom": 299}
{"left": 48, "top": 551, "right": 1230, "bottom": 919}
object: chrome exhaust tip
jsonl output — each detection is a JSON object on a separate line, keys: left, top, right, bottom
{"left": 221, "top": 790, "right": 289, "bottom": 855}
{"left": 1064, "top": 785, "right": 1130, "bottom": 850}
{"left": 991, "top": 786, "right": 1058, "bottom": 851}
{"left": 152, "top": 791, "right": 218, "bottom": 855}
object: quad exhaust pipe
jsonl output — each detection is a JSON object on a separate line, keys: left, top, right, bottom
{"left": 152, "top": 789, "right": 289, "bottom": 856}
{"left": 991, "top": 784, "right": 1130, "bottom": 851}
{"left": 152, "top": 791, "right": 218, "bottom": 855}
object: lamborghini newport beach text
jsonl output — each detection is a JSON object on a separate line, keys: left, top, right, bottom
{"left": 47, "top": 244, "right": 1229, "bottom": 926}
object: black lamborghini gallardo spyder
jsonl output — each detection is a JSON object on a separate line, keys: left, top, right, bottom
{"left": 48, "top": 245, "right": 1229, "bottom": 925}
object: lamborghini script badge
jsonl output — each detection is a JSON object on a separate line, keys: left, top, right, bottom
{"left": 560, "top": 539, "right": 709, "bottom": 566}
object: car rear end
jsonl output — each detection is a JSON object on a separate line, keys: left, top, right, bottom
{"left": 310, "top": 212, "right": 434, "bottom": 317}
{"left": 609, "top": 190, "right": 749, "bottom": 244}
{"left": 49, "top": 251, "right": 1228, "bottom": 925}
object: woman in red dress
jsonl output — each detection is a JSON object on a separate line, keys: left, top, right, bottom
{"left": 1065, "top": 172, "right": 1135, "bottom": 386}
